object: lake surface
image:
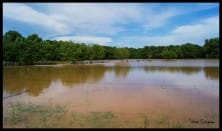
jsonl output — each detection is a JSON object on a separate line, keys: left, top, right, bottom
{"left": 3, "top": 59, "right": 219, "bottom": 128}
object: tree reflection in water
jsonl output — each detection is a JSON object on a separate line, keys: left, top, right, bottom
{"left": 3, "top": 63, "right": 218, "bottom": 96}
{"left": 3, "top": 65, "right": 107, "bottom": 96}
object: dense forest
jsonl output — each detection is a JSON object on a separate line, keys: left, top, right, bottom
{"left": 3, "top": 30, "right": 219, "bottom": 65}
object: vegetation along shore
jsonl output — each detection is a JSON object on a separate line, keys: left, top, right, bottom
{"left": 3, "top": 30, "right": 219, "bottom": 65}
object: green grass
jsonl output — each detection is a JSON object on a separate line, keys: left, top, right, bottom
{"left": 3, "top": 102, "right": 117, "bottom": 128}
{"left": 171, "top": 122, "right": 185, "bottom": 128}
{"left": 155, "top": 115, "right": 169, "bottom": 126}
{"left": 3, "top": 102, "right": 68, "bottom": 128}
{"left": 144, "top": 115, "right": 149, "bottom": 128}
{"left": 3, "top": 102, "right": 218, "bottom": 128}
{"left": 204, "top": 110, "right": 217, "bottom": 120}
{"left": 85, "top": 112, "right": 115, "bottom": 128}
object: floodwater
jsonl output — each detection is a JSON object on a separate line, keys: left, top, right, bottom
{"left": 3, "top": 59, "right": 219, "bottom": 128}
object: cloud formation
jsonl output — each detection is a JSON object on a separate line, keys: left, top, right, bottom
{"left": 116, "top": 16, "right": 219, "bottom": 47}
{"left": 3, "top": 3, "right": 219, "bottom": 47}
{"left": 3, "top": 3, "right": 68, "bottom": 33}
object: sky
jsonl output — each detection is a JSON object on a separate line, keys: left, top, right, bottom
{"left": 3, "top": 3, "right": 219, "bottom": 48}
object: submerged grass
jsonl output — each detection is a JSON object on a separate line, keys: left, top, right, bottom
{"left": 3, "top": 102, "right": 218, "bottom": 128}
{"left": 84, "top": 112, "right": 115, "bottom": 128}
{"left": 3, "top": 102, "right": 67, "bottom": 128}
{"left": 144, "top": 115, "right": 149, "bottom": 128}
{"left": 155, "top": 115, "right": 169, "bottom": 126}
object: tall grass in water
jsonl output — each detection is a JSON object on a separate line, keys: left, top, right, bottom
{"left": 144, "top": 115, "right": 149, "bottom": 128}
{"left": 3, "top": 102, "right": 67, "bottom": 128}
{"left": 3, "top": 102, "right": 217, "bottom": 128}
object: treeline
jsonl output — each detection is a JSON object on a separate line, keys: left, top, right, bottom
{"left": 3, "top": 30, "right": 219, "bottom": 65}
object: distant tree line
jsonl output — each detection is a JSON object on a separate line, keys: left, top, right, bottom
{"left": 3, "top": 30, "right": 219, "bottom": 65}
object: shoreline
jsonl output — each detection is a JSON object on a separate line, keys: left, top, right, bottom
{"left": 3, "top": 59, "right": 219, "bottom": 66}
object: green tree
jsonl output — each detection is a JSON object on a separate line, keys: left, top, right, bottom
{"left": 161, "top": 48, "right": 177, "bottom": 59}
{"left": 203, "top": 38, "right": 219, "bottom": 58}
{"left": 114, "top": 47, "right": 130, "bottom": 59}
{"left": 89, "top": 44, "right": 105, "bottom": 60}
{"left": 128, "top": 48, "right": 140, "bottom": 59}
{"left": 3, "top": 30, "right": 24, "bottom": 43}
{"left": 104, "top": 46, "right": 115, "bottom": 59}
{"left": 3, "top": 30, "right": 219, "bottom": 65}
{"left": 180, "top": 43, "right": 203, "bottom": 58}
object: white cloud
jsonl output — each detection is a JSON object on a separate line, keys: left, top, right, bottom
{"left": 4, "top": 3, "right": 218, "bottom": 36}
{"left": 3, "top": 3, "right": 69, "bottom": 34}
{"left": 170, "top": 15, "right": 219, "bottom": 43}
{"left": 54, "top": 36, "right": 113, "bottom": 45}
{"left": 46, "top": 3, "right": 142, "bottom": 35}
{"left": 143, "top": 3, "right": 218, "bottom": 30}
{"left": 3, "top": 3, "right": 144, "bottom": 36}
{"left": 143, "top": 8, "right": 179, "bottom": 30}
{"left": 115, "top": 16, "right": 219, "bottom": 47}
{"left": 3, "top": 3, "right": 218, "bottom": 47}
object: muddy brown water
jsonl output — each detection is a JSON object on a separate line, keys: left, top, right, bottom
{"left": 3, "top": 59, "right": 219, "bottom": 128}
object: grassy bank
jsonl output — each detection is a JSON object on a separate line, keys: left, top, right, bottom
{"left": 3, "top": 59, "right": 219, "bottom": 66}
{"left": 3, "top": 61, "right": 72, "bottom": 66}
{"left": 3, "top": 60, "right": 108, "bottom": 66}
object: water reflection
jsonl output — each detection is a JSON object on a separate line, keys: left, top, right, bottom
{"left": 3, "top": 65, "right": 107, "bottom": 96}
{"left": 143, "top": 66, "right": 219, "bottom": 80}
{"left": 114, "top": 61, "right": 130, "bottom": 78}
{"left": 143, "top": 66, "right": 202, "bottom": 75}
{"left": 203, "top": 67, "right": 219, "bottom": 80}
{"left": 3, "top": 67, "right": 51, "bottom": 96}
{"left": 55, "top": 65, "right": 107, "bottom": 87}
{"left": 3, "top": 63, "right": 219, "bottom": 96}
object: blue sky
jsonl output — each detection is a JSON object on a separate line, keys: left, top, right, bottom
{"left": 3, "top": 3, "right": 219, "bottom": 48}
